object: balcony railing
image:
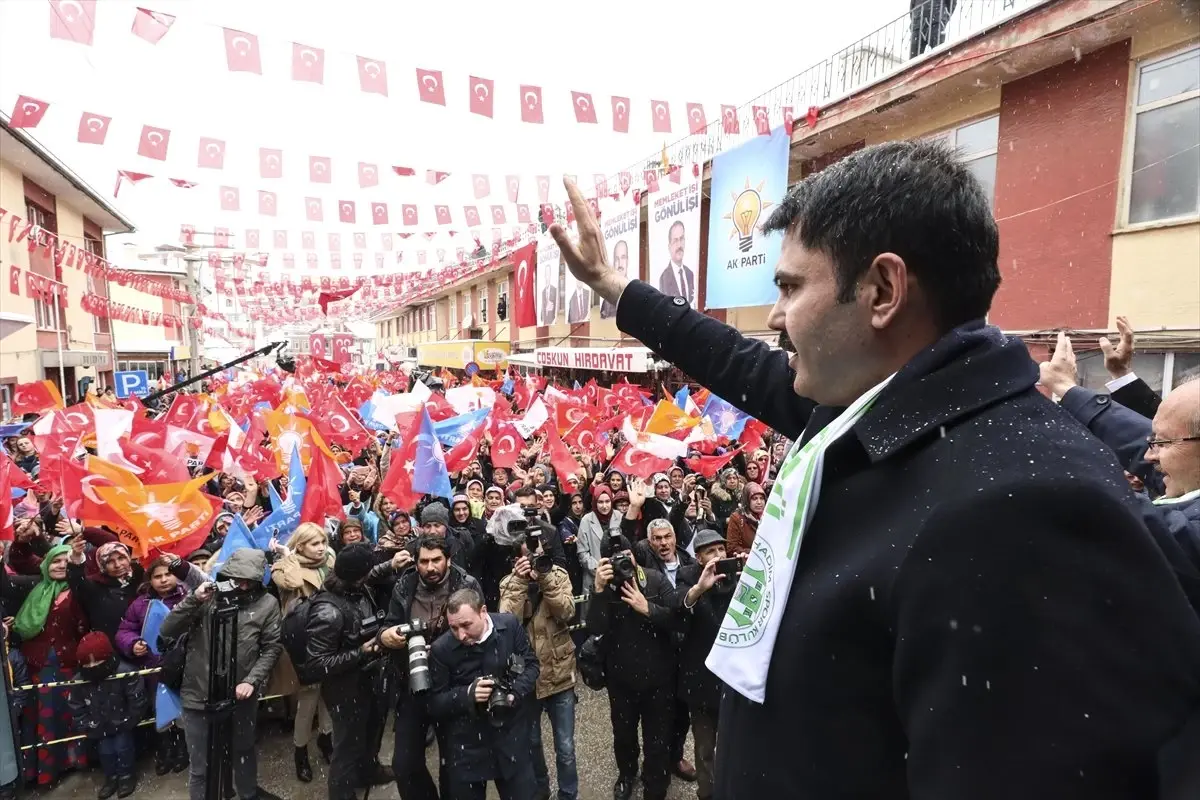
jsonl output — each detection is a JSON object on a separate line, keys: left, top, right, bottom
{"left": 630, "top": 0, "right": 1046, "bottom": 176}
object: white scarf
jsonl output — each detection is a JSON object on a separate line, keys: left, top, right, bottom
{"left": 1153, "top": 488, "right": 1200, "bottom": 506}
{"left": 706, "top": 374, "right": 893, "bottom": 703}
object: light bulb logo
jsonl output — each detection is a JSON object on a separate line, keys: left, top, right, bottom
{"left": 725, "top": 179, "right": 772, "bottom": 253}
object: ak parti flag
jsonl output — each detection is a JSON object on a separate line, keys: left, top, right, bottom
{"left": 644, "top": 400, "right": 699, "bottom": 436}
{"left": 263, "top": 410, "right": 335, "bottom": 471}
{"left": 95, "top": 472, "right": 217, "bottom": 558}
{"left": 11, "top": 380, "right": 63, "bottom": 416}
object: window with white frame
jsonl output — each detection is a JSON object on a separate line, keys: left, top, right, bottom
{"left": 927, "top": 114, "right": 999, "bottom": 206}
{"left": 1127, "top": 45, "right": 1200, "bottom": 225}
{"left": 480, "top": 288, "right": 489, "bottom": 325}
{"left": 449, "top": 293, "right": 457, "bottom": 331}
{"left": 1078, "top": 350, "right": 1200, "bottom": 396}
{"left": 498, "top": 281, "right": 509, "bottom": 319}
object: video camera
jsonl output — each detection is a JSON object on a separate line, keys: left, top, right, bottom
{"left": 601, "top": 530, "right": 636, "bottom": 589}
{"left": 481, "top": 654, "right": 525, "bottom": 727}
{"left": 506, "top": 506, "right": 554, "bottom": 574}
{"left": 393, "top": 618, "right": 431, "bottom": 694}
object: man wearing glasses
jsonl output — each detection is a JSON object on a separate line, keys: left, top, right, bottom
{"left": 1040, "top": 331, "right": 1200, "bottom": 605}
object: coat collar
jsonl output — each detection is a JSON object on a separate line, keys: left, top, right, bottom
{"left": 850, "top": 321, "right": 1038, "bottom": 463}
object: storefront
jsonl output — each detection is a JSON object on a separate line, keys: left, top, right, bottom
{"left": 416, "top": 339, "right": 510, "bottom": 371}
{"left": 511, "top": 346, "right": 666, "bottom": 387}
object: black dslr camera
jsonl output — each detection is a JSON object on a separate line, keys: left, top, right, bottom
{"left": 482, "top": 654, "right": 525, "bottom": 727}
{"left": 601, "top": 530, "right": 636, "bottom": 590}
{"left": 507, "top": 506, "right": 554, "bottom": 575}
{"left": 394, "top": 618, "right": 431, "bottom": 694}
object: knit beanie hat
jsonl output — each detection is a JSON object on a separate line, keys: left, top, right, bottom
{"left": 421, "top": 503, "right": 449, "bottom": 527}
{"left": 333, "top": 542, "right": 375, "bottom": 583}
{"left": 76, "top": 631, "right": 115, "bottom": 665}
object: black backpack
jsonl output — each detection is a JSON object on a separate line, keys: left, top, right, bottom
{"left": 157, "top": 631, "right": 189, "bottom": 692}
{"left": 281, "top": 592, "right": 354, "bottom": 686}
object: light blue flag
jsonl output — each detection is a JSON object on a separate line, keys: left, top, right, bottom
{"left": 210, "top": 514, "right": 258, "bottom": 577}
{"left": 500, "top": 378, "right": 514, "bottom": 395}
{"left": 412, "top": 409, "right": 452, "bottom": 500}
{"left": 573, "top": 381, "right": 582, "bottom": 391}
{"left": 253, "top": 447, "right": 306, "bottom": 549}
{"left": 155, "top": 684, "right": 182, "bottom": 730}
{"left": 701, "top": 394, "right": 749, "bottom": 439}
{"left": 141, "top": 599, "right": 170, "bottom": 655}
{"left": 432, "top": 407, "right": 491, "bottom": 448}
{"left": 674, "top": 386, "right": 691, "bottom": 411}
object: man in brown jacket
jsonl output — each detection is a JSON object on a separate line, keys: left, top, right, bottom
{"left": 499, "top": 523, "right": 579, "bottom": 800}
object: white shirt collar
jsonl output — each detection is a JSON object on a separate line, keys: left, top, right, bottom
{"left": 471, "top": 613, "right": 495, "bottom": 646}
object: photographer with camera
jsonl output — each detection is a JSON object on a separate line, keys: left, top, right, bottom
{"left": 498, "top": 509, "right": 579, "bottom": 800}
{"left": 158, "top": 549, "right": 283, "bottom": 800}
{"left": 672, "top": 530, "right": 742, "bottom": 800}
{"left": 428, "top": 588, "right": 540, "bottom": 800}
{"left": 587, "top": 533, "right": 680, "bottom": 800}
{"left": 379, "top": 535, "right": 481, "bottom": 800}
{"left": 300, "top": 543, "right": 392, "bottom": 800}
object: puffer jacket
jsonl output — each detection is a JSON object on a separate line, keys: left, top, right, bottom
{"left": 576, "top": 510, "right": 623, "bottom": 593}
{"left": 708, "top": 482, "right": 740, "bottom": 534}
{"left": 67, "top": 660, "right": 149, "bottom": 739}
{"left": 499, "top": 564, "right": 576, "bottom": 699}
{"left": 159, "top": 549, "right": 282, "bottom": 711}
{"left": 115, "top": 559, "right": 206, "bottom": 669}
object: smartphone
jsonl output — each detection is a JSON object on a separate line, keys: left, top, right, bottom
{"left": 715, "top": 558, "right": 741, "bottom": 579}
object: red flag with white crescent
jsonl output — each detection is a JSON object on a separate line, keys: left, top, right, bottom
{"left": 511, "top": 242, "right": 537, "bottom": 329}
{"left": 611, "top": 445, "right": 672, "bottom": 480}
{"left": 489, "top": 421, "right": 522, "bottom": 469}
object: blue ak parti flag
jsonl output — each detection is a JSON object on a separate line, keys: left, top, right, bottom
{"left": 155, "top": 684, "right": 182, "bottom": 730}
{"left": 432, "top": 407, "right": 491, "bottom": 449}
{"left": 674, "top": 385, "right": 691, "bottom": 411}
{"left": 141, "top": 598, "right": 170, "bottom": 655}
{"left": 411, "top": 408, "right": 452, "bottom": 500}
{"left": 702, "top": 394, "right": 749, "bottom": 439}
{"left": 254, "top": 447, "right": 306, "bottom": 549}
{"left": 500, "top": 377, "right": 514, "bottom": 396}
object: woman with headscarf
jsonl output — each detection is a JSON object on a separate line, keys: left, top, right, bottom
{"left": 725, "top": 483, "right": 767, "bottom": 557}
{"left": 268, "top": 523, "right": 335, "bottom": 783}
{"left": 449, "top": 495, "right": 485, "bottom": 578}
{"left": 576, "top": 485, "right": 624, "bottom": 594}
{"left": 708, "top": 468, "right": 742, "bottom": 535}
{"left": 1, "top": 543, "right": 90, "bottom": 787}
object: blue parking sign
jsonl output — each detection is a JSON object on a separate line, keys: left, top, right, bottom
{"left": 115, "top": 370, "right": 150, "bottom": 398}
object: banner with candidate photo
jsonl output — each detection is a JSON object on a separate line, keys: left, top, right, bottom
{"left": 705, "top": 126, "right": 790, "bottom": 308}
{"left": 599, "top": 195, "right": 641, "bottom": 320}
{"left": 648, "top": 177, "right": 702, "bottom": 308}
{"left": 535, "top": 234, "right": 561, "bottom": 326}
{"left": 564, "top": 246, "right": 592, "bottom": 325}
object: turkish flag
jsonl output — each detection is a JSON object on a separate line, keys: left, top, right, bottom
{"left": 783, "top": 106, "right": 794, "bottom": 136}
{"left": 722, "top": 105, "right": 740, "bottom": 135}
{"left": 593, "top": 174, "right": 609, "bottom": 196}
{"left": 392, "top": 166, "right": 416, "bottom": 178}
{"left": 463, "top": 206, "right": 480, "bottom": 227}
{"left": 415, "top": 68, "right": 445, "bottom": 104}
{"left": 358, "top": 56, "right": 388, "bottom": 96}
{"left": 302, "top": 231, "right": 315, "bottom": 248}
{"left": 11, "top": 380, "right": 63, "bottom": 416}
{"left": 562, "top": 91, "right": 596, "bottom": 124}
{"left": 131, "top": 7, "right": 174, "bottom": 44}
{"left": 10, "top": 96, "right": 49, "bottom": 129}
{"left": 328, "top": 233, "right": 341, "bottom": 251}
{"left": 310, "top": 156, "right": 331, "bottom": 183}
{"left": 469, "top": 76, "right": 493, "bottom": 117}
{"left": 318, "top": 286, "right": 358, "bottom": 314}
{"left": 305, "top": 197, "right": 323, "bottom": 221}
{"left": 687, "top": 103, "right": 707, "bottom": 135}
{"left": 274, "top": 230, "right": 288, "bottom": 248}
{"left": 498, "top": 177, "right": 519, "bottom": 205}
{"left": 245, "top": 229, "right": 260, "bottom": 248}
{"left": 372, "top": 202, "right": 389, "bottom": 225}
{"left": 435, "top": 205, "right": 451, "bottom": 225}
{"left": 374, "top": 253, "right": 384, "bottom": 268}
{"left": 223, "top": 28, "right": 262, "bottom": 74}
{"left": 471, "top": 174, "right": 490, "bottom": 199}
{"left": 426, "top": 170, "right": 450, "bottom": 185}
{"left": 219, "top": 186, "right": 239, "bottom": 211}
{"left": 63, "top": 457, "right": 138, "bottom": 533}
{"left": 380, "top": 232, "right": 393, "bottom": 250}
{"left": 309, "top": 333, "right": 327, "bottom": 359}
{"left": 563, "top": 416, "right": 599, "bottom": 456}
{"left": 519, "top": 85, "right": 543, "bottom": 124}
{"left": 292, "top": 42, "right": 324, "bottom": 83}
{"left": 260, "top": 147, "right": 283, "bottom": 178}
{"left": 283, "top": 253, "right": 294, "bottom": 269}
{"left": 685, "top": 448, "right": 740, "bottom": 479}
{"left": 77, "top": 112, "right": 110, "bottom": 144}
{"left": 444, "top": 422, "right": 487, "bottom": 473}
{"left": 612, "top": 445, "right": 673, "bottom": 480}
{"left": 544, "top": 421, "right": 580, "bottom": 487}
{"left": 611, "top": 96, "right": 630, "bottom": 133}
{"left": 379, "top": 415, "right": 422, "bottom": 511}
{"left": 511, "top": 241, "right": 536, "bottom": 329}
{"left": 753, "top": 105, "right": 770, "bottom": 135}
{"left": 180, "top": 224, "right": 195, "bottom": 245}
{"left": 533, "top": 175, "right": 550, "bottom": 204}
{"left": 300, "top": 448, "right": 346, "bottom": 524}
{"left": 490, "top": 421, "right": 523, "bottom": 469}
{"left": 258, "top": 190, "right": 276, "bottom": 216}
{"left": 306, "top": 253, "right": 318, "bottom": 269}
{"left": 214, "top": 227, "right": 229, "bottom": 247}
{"left": 491, "top": 206, "right": 506, "bottom": 225}
{"left": 401, "top": 204, "right": 418, "bottom": 226}
{"left": 651, "top": 100, "right": 671, "bottom": 133}
{"left": 516, "top": 205, "right": 531, "bottom": 224}
{"left": 49, "top": 0, "right": 95, "bottom": 45}
{"left": 197, "top": 137, "right": 224, "bottom": 168}
{"left": 358, "top": 162, "right": 378, "bottom": 187}
{"left": 137, "top": 125, "right": 171, "bottom": 160}
{"left": 643, "top": 169, "right": 660, "bottom": 194}
{"left": 339, "top": 200, "right": 356, "bottom": 224}
{"left": 417, "top": 251, "right": 427, "bottom": 266}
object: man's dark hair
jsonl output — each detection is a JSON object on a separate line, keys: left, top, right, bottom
{"left": 762, "top": 139, "right": 1000, "bottom": 332}
{"left": 447, "top": 587, "right": 484, "bottom": 615}
{"left": 416, "top": 535, "right": 450, "bottom": 558}
{"left": 668, "top": 220, "right": 685, "bottom": 240}
{"left": 513, "top": 486, "right": 538, "bottom": 501}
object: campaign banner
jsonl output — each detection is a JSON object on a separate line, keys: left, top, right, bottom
{"left": 705, "top": 127, "right": 790, "bottom": 309}
{"left": 648, "top": 177, "right": 701, "bottom": 307}
{"left": 563, "top": 226, "right": 591, "bottom": 324}
{"left": 599, "top": 196, "right": 640, "bottom": 319}
{"left": 536, "top": 234, "right": 561, "bottom": 326}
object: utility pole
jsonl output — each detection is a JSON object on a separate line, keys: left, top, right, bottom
{"left": 181, "top": 246, "right": 203, "bottom": 380}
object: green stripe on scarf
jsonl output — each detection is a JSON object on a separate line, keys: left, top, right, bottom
{"left": 13, "top": 544, "right": 72, "bottom": 642}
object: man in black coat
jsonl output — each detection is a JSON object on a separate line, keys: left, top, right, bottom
{"left": 427, "top": 588, "right": 539, "bottom": 800}
{"left": 550, "top": 139, "right": 1200, "bottom": 799}
{"left": 586, "top": 538, "right": 679, "bottom": 800}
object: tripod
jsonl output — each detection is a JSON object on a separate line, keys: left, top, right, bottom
{"left": 204, "top": 591, "right": 239, "bottom": 800}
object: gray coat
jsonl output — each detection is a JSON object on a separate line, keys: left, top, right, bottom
{"left": 576, "top": 510, "right": 623, "bottom": 593}
{"left": 159, "top": 549, "right": 282, "bottom": 711}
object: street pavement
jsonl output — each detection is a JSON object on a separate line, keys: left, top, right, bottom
{"left": 34, "top": 685, "right": 697, "bottom": 800}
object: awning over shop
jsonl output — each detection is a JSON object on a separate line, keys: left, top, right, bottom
{"left": 534, "top": 346, "right": 656, "bottom": 373}
{"left": 416, "top": 339, "right": 510, "bottom": 370}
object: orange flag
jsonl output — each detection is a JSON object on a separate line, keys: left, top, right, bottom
{"left": 263, "top": 410, "right": 335, "bottom": 471}
{"left": 644, "top": 400, "right": 699, "bottom": 436}
{"left": 94, "top": 472, "right": 217, "bottom": 558}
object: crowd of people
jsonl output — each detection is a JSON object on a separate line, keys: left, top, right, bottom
{"left": 1, "top": 140, "right": 1198, "bottom": 800}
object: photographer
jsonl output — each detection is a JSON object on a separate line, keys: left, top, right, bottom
{"left": 303, "top": 543, "right": 392, "bottom": 800}
{"left": 498, "top": 515, "right": 579, "bottom": 800}
{"left": 672, "top": 530, "right": 740, "bottom": 800}
{"left": 428, "top": 588, "right": 540, "bottom": 800}
{"left": 586, "top": 535, "right": 679, "bottom": 800}
{"left": 379, "top": 536, "right": 481, "bottom": 800}
{"left": 159, "top": 549, "right": 283, "bottom": 800}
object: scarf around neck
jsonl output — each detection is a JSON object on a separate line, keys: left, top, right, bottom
{"left": 14, "top": 543, "right": 72, "bottom": 642}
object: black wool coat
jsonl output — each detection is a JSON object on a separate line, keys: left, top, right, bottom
{"left": 616, "top": 280, "right": 1200, "bottom": 800}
